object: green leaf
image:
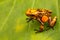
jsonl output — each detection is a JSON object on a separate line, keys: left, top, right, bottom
{"left": 0, "top": 0, "right": 60, "bottom": 40}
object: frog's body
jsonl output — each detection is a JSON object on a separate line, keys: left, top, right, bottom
{"left": 26, "top": 9, "right": 57, "bottom": 32}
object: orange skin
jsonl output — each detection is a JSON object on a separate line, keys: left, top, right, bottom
{"left": 26, "top": 9, "right": 57, "bottom": 32}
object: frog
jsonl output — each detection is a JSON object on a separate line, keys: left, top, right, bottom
{"left": 26, "top": 9, "right": 57, "bottom": 32}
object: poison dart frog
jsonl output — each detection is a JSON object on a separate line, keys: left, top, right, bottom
{"left": 26, "top": 9, "right": 57, "bottom": 32}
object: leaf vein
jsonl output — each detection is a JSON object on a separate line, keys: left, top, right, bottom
{"left": 0, "top": 0, "right": 16, "bottom": 31}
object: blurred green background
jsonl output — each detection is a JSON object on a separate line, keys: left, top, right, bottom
{"left": 0, "top": 0, "right": 60, "bottom": 40}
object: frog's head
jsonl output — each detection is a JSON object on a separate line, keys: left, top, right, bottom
{"left": 26, "top": 9, "right": 38, "bottom": 19}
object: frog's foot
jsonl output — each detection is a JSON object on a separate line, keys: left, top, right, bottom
{"left": 34, "top": 25, "right": 44, "bottom": 33}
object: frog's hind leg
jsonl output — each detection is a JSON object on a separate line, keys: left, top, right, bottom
{"left": 48, "top": 16, "right": 57, "bottom": 30}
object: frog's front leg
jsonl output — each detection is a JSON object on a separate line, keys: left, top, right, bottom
{"left": 26, "top": 18, "right": 33, "bottom": 22}
{"left": 35, "top": 18, "right": 44, "bottom": 33}
{"left": 37, "top": 18, "right": 44, "bottom": 31}
{"left": 48, "top": 16, "right": 57, "bottom": 29}
{"left": 37, "top": 18, "right": 44, "bottom": 25}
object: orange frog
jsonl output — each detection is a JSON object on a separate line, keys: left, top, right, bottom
{"left": 26, "top": 9, "right": 57, "bottom": 32}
